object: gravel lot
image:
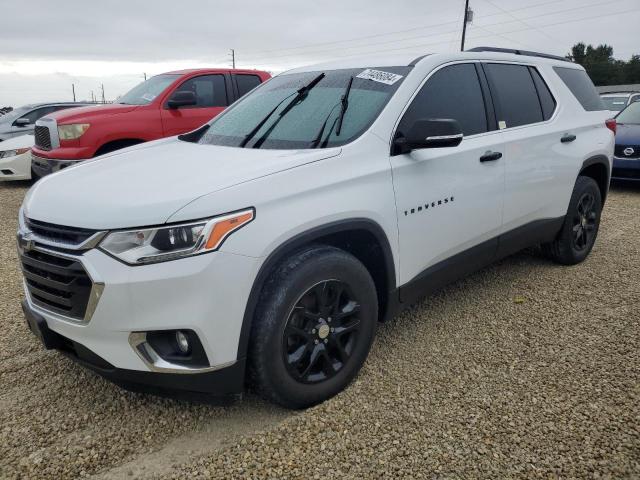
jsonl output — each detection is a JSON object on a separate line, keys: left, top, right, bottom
{"left": 1, "top": 180, "right": 638, "bottom": 479}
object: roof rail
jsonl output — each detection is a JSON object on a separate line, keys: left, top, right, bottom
{"left": 466, "top": 46, "right": 571, "bottom": 63}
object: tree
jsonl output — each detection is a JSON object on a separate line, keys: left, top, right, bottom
{"left": 567, "top": 43, "right": 640, "bottom": 86}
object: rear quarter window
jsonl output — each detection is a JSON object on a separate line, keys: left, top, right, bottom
{"left": 553, "top": 67, "right": 605, "bottom": 111}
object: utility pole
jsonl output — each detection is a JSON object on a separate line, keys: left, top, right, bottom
{"left": 230, "top": 49, "right": 236, "bottom": 69}
{"left": 101, "top": 84, "right": 105, "bottom": 103}
{"left": 460, "top": 0, "right": 472, "bottom": 51}
{"left": 91, "top": 91, "right": 95, "bottom": 103}
{"left": 72, "top": 83, "right": 76, "bottom": 102}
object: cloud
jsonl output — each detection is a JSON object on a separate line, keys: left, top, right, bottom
{"left": 1, "top": 0, "right": 639, "bottom": 106}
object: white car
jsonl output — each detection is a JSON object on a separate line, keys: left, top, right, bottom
{"left": 0, "top": 134, "right": 34, "bottom": 181}
{"left": 18, "top": 48, "right": 614, "bottom": 408}
{"left": 600, "top": 92, "right": 640, "bottom": 115}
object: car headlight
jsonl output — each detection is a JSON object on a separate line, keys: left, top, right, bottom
{"left": 99, "top": 209, "right": 254, "bottom": 265}
{"left": 0, "top": 147, "right": 30, "bottom": 159}
{"left": 58, "top": 124, "right": 90, "bottom": 140}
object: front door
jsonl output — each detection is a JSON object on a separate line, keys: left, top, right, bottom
{"left": 161, "top": 74, "right": 229, "bottom": 136}
{"left": 389, "top": 62, "right": 505, "bottom": 293}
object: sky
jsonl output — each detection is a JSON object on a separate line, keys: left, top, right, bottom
{"left": 1, "top": 0, "right": 639, "bottom": 106}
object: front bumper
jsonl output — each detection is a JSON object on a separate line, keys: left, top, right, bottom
{"left": 20, "top": 244, "right": 261, "bottom": 399}
{"left": 612, "top": 156, "right": 640, "bottom": 181}
{"left": 22, "top": 300, "right": 244, "bottom": 402}
{"left": 0, "top": 151, "right": 31, "bottom": 181}
{"left": 31, "top": 153, "right": 84, "bottom": 178}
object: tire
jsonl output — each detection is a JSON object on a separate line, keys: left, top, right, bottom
{"left": 542, "top": 175, "right": 602, "bottom": 265}
{"left": 30, "top": 167, "right": 42, "bottom": 182}
{"left": 248, "top": 245, "right": 378, "bottom": 409}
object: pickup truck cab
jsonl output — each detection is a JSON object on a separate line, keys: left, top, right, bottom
{"left": 31, "top": 69, "right": 271, "bottom": 177}
{"left": 19, "top": 49, "right": 613, "bottom": 408}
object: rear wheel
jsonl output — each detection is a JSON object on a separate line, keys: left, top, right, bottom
{"left": 248, "top": 245, "right": 378, "bottom": 409}
{"left": 543, "top": 175, "right": 602, "bottom": 265}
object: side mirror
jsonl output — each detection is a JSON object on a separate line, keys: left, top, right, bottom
{"left": 167, "top": 91, "right": 197, "bottom": 109}
{"left": 14, "top": 118, "right": 30, "bottom": 127}
{"left": 393, "top": 119, "right": 463, "bottom": 154}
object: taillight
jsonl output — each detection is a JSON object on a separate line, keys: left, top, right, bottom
{"left": 605, "top": 118, "right": 617, "bottom": 135}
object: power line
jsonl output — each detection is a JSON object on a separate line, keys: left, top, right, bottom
{"left": 240, "top": 0, "right": 628, "bottom": 63}
{"left": 246, "top": 4, "right": 640, "bottom": 68}
{"left": 478, "top": 0, "right": 557, "bottom": 43}
{"left": 243, "top": 0, "right": 562, "bottom": 58}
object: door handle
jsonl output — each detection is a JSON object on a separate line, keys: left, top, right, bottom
{"left": 561, "top": 134, "right": 577, "bottom": 143}
{"left": 479, "top": 151, "right": 503, "bottom": 162}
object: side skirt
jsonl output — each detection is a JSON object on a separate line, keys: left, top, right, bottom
{"left": 394, "top": 216, "right": 564, "bottom": 311}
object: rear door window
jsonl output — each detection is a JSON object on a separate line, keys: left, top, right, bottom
{"left": 397, "top": 63, "right": 488, "bottom": 137}
{"left": 553, "top": 67, "right": 605, "bottom": 111}
{"left": 175, "top": 74, "right": 228, "bottom": 107}
{"left": 484, "top": 63, "right": 543, "bottom": 128}
{"left": 235, "top": 74, "right": 262, "bottom": 97}
{"left": 529, "top": 67, "right": 556, "bottom": 120}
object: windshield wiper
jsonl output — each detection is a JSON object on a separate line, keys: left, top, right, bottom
{"left": 242, "top": 72, "right": 325, "bottom": 149}
{"left": 310, "top": 76, "right": 354, "bottom": 149}
{"left": 335, "top": 76, "right": 354, "bottom": 136}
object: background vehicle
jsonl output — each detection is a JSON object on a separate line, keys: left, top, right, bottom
{"left": 30, "top": 69, "right": 271, "bottom": 178}
{"left": 0, "top": 134, "right": 33, "bottom": 181}
{"left": 612, "top": 101, "right": 640, "bottom": 181}
{"left": 600, "top": 91, "right": 640, "bottom": 114}
{"left": 0, "top": 102, "right": 91, "bottom": 142}
{"left": 19, "top": 49, "right": 613, "bottom": 409}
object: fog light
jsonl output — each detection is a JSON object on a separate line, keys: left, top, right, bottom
{"left": 176, "top": 330, "right": 190, "bottom": 354}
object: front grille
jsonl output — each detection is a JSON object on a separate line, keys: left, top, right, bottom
{"left": 34, "top": 126, "right": 52, "bottom": 150}
{"left": 26, "top": 218, "right": 97, "bottom": 246}
{"left": 615, "top": 145, "right": 640, "bottom": 159}
{"left": 20, "top": 249, "right": 92, "bottom": 320}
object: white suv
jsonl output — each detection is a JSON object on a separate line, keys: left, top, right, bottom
{"left": 18, "top": 48, "right": 614, "bottom": 408}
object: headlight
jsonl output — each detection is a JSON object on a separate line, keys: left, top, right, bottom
{"left": 0, "top": 147, "right": 30, "bottom": 159}
{"left": 58, "top": 124, "right": 90, "bottom": 140}
{"left": 99, "top": 209, "right": 254, "bottom": 265}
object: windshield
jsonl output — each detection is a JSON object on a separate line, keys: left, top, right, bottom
{"left": 616, "top": 102, "right": 640, "bottom": 124}
{"left": 198, "top": 67, "right": 410, "bottom": 149}
{"left": 118, "top": 74, "right": 179, "bottom": 105}
{"left": 0, "top": 106, "right": 31, "bottom": 124}
{"left": 601, "top": 95, "right": 628, "bottom": 111}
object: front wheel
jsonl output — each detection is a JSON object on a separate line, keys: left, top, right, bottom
{"left": 248, "top": 245, "right": 378, "bottom": 409}
{"left": 543, "top": 175, "right": 602, "bottom": 265}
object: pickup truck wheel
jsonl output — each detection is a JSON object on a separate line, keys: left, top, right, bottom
{"left": 543, "top": 175, "right": 602, "bottom": 265}
{"left": 248, "top": 245, "right": 377, "bottom": 409}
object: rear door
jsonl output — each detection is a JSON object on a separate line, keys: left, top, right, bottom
{"left": 390, "top": 62, "right": 505, "bottom": 292}
{"left": 161, "top": 74, "right": 229, "bottom": 136}
{"left": 482, "top": 62, "right": 563, "bottom": 234}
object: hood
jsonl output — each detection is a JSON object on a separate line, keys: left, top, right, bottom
{"left": 48, "top": 104, "right": 139, "bottom": 123}
{"left": 24, "top": 139, "right": 341, "bottom": 229}
{"left": 615, "top": 123, "right": 640, "bottom": 145}
{"left": 0, "top": 134, "right": 34, "bottom": 150}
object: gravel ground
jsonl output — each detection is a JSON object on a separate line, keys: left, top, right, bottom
{"left": 1, "top": 180, "right": 639, "bottom": 479}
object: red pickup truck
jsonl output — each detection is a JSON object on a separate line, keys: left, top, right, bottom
{"left": 31, "top": 68, "right": 271, "bottom": 177}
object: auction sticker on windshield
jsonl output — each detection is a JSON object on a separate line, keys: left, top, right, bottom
{"left": 356, "top": 69, "right": 403, "bottom": 85}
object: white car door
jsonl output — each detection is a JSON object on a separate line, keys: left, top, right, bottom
{"left": 389, "top": 62, "right": 505, "bottom": 299}
{"left": 482, "top": 62, "right": 567, "bottom": 236}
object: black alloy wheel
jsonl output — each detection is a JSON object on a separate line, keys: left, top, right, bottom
{"left": 282, "top": 280, "right": 361, "bottom": 384}
{"left": 572, "top": 192, "right": 597, "bottom": 251}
